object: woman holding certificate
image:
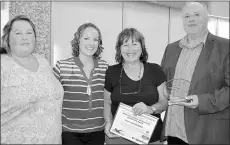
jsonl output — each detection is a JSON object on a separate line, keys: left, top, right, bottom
{"left": 104, "top": 28, "right": 168, "bottom": 144}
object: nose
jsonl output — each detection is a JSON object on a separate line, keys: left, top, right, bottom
{"left": 88, "top": 39, "right": 96, "bottom": 45}
{"left": 188, "top": 17, "right": 195, "bottom": 23}
{"left": 22, "top": 34, "right": 28, "bottom": 40}
{"left": 189, "top": 19, "right": 195, "bottom": 23}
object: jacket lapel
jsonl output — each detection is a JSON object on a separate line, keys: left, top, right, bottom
{"left": 189, "top": 32, "right": 215, "bottom": 94}
{"left": 169, "top": 42, "right": 182, "bottom": 79}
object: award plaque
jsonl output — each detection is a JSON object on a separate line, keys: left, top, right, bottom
{"left": 163, "top": 78, "right": 194, "bottom": 103}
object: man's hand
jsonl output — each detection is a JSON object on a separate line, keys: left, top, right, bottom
{"left": 169, "top": 95, "right": 199, "bottom": 109}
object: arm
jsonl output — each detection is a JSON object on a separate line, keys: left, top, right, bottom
{"left": 198, "top": 53, "right": 229, "bottom": 114}
{"left": 1, "top": 102, "right": 36, "bottom": 127}
{"left": 104, "top": 89, "right": 113, "bottom": 123}
{"left": 53, "top": 61, "right": 61, "bottom": 82}
{"left": 104, "top": 89, "right": 119, "bottom": 138}
{"left": 150, "top": 82, "right": 168, "bottom": 114}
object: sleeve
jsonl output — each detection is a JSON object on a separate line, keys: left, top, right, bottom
{"left": 104, "top": 66, "right": 113, "bottom": 92}
{"left": 161, "top": 44, "right": 169, "bottom": 73}
{"left": 154, "top": 64, "right": 167, "bottom": 86}
{"left": 198, "top": 49, "right": 229, "bottom": 114}
{"left": 53, "top": 61, "right": 61, "bottom": 82}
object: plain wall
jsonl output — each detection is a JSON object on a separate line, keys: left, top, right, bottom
{"left": 51, "top": 2, "right": 172, "bottom": 66}
{"left": 209, "top": 2, "right": 229, "bottom": 18}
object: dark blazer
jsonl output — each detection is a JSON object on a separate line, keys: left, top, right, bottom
{"left": 161, "top": 32, "right": 229, "bottom": 144}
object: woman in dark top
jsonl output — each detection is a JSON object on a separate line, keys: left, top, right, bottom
{"left": 104, "top": 28, "right": 168, "bottom": 144}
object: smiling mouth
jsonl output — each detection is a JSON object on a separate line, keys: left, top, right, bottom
{"left": 189, "top": 24, "right": 197, "bottom": 27}
{"left": 85, "top": 46, "right": 95, "bottom": 50}
{"left": 86, "top": 47, "right": 94, "bottom": 50}
{"left": 21, "top": 43, "right": 30, "bottom": 46}
{"left": 126, "top": 53, "right": 136, "bottom": 57}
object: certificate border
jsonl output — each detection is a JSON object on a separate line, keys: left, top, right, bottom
{"left": 110, "top": 102, "right": 159, "bottom": 144}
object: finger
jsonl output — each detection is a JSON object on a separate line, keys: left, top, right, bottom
{"left": 132, "top": 105, "right": 142, "bottom": 112}
{"left": 185, "top": 96, "right": 193, "bottom": 101}
{"left": 138, "top": 109, "right": 145, "bottom": 115}
{"left": 134, "top": 102, "right": 143, "bottom": 108}
{"left": 132, "top": 104, "right": 139, "bottom": 109}
{"left": 135, "top": 108, "right": 142, "bottom": 115}
{"left": 133, "top": 110, "right": 140, "bottom": 116}
{"left": 107, "top": 132, "right": 120, "bottom": 138}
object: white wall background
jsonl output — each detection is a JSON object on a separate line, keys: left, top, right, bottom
{"left": 51, "top": 2, "right": 171, "bottom": 66}
{"left": 51, "top": 1, "right": 229, "bottom": 67}
{"left": 209, "top": 2, "right": 229, "bottom": 18}
{"left": 1, "top": 2, "right": 9, "bottom": 39}
{"left": 51, "top": 2, "right": 123, "bottom": 66}
{"left": 123, "top": 2, "right": 169, "bottom": 64}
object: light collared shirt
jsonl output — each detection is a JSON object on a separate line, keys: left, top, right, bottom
{"left": 165, "top": 30, "right": 208, "bottom": 143}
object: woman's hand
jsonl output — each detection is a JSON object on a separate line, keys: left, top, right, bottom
{"left": 104, "top": 121, "right": 120, "bottom": 138}
{"left": 132, "top": 102, "right": 152, "bottom": 116}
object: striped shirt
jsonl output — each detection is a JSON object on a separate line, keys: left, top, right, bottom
{"left": 165, "top": 31, "right": 208, "bottom": 143}
{"left": 53, "top": 56, "right": 108, "bottom": 133}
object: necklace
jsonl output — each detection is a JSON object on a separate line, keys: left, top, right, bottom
{"left": 123, "top": 62, "right": 142, "bottom": 80}
{"left": 120, "top": 62, "right": 142, "bottom": 95}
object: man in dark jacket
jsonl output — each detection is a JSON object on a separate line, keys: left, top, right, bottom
{"left": 161, "top": 2, "right": 229, "bottom": 144}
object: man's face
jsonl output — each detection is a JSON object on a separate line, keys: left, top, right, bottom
{"left": 182, "top": 3, "right": 208, "bottom": 35}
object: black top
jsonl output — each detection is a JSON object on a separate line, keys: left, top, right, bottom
{"left": 105, "top": 62, "right": 166, "bottom": 142}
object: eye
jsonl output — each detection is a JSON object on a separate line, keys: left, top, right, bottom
{"left": 184, "top": 15, "right": 189, "bottom": 18}
{"left": 15, "top": 32, "right": 22, "bottom": 35}
{"left": 27, "top": 31, "right": 33, "bottom": 34}
{"left": 195, "top": 13, "right": 200, "bottom": 16}
{"left": 123, "top": 44, "right": 128, "bottom": 47}
{"left": 94, "top": 38, "right": 99, "bottom": 41}
{"left": 84, "top": 37, "right": 89, "bottom": 40}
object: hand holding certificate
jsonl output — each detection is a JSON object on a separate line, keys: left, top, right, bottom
{"left": 110, "top": 103, "right": 159, "bottom": 144}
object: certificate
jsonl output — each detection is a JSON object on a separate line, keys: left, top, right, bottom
{"left": 110, "top": 103, "right": 159, "bottom": 144}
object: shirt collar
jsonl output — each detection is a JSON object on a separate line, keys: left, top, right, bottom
{"left": 179, "top": 30, "right": 208, "bottom": 49}
{"left": 73, "top": 56, "right": 98, "bottom": 68}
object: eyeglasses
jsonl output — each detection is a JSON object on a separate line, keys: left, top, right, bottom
{"left": 119, "top": 64, "right": 142, "bottom": 95}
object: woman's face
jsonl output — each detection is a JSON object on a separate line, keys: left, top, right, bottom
{"left": 121, "top": 38, "right": 142, "bottom": 63}
{"left": 9, "top": 20, "right": 36, "bottom": 57}
{"left": 79, "top": 27, "right": 99, "bottom": 57}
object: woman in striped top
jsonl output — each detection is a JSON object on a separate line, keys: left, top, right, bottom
{"left": 53, "top": 23, "right": 108, "bottom": 145}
